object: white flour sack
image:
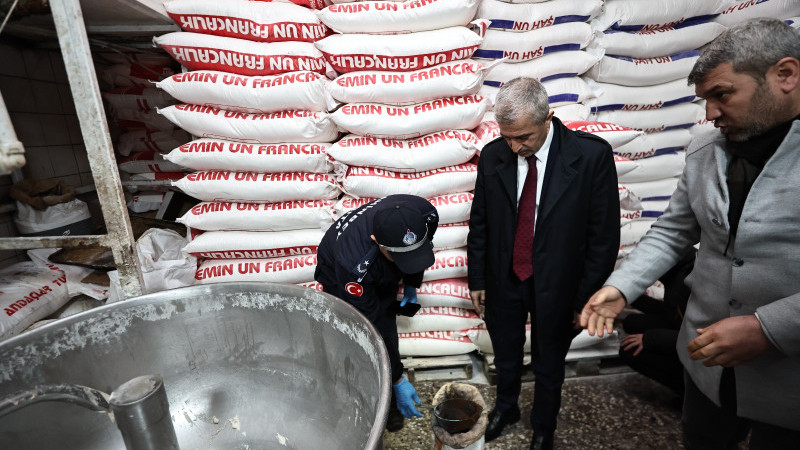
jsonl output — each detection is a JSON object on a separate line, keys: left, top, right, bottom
{"left": 618, "top": 151, "right": 686, "bottom": 183}
{"left": 164, "top": 0, "right": 327, "bottom": 43}
{"left": 299, "top": 281, "right": 324, "bottom": 291}
{"left": 103, "top": 86, "right": 174, "bottom": 113}
{"left": 478, "top": 0, "right": 601, "bottom": 32}
{"left": 327, "top": 130, "right": 479, "bottom": 173}
{"left": 586, "top": 78, "right": 697, "bottom": 113}
{"left": 595, "top": 102, "right": 705, "bottom": 133}
{"left": 473, "top": 120, "right": 500, "bottom": 147}
{"left": 787, "top": 17, "right": 800, "bottom": 29}
{"left": 118, "top": 151, "right": 187, "bottom": 174}
{"left": 184, "top": 229, "right": 323, "bottom": 258}
{"left": 715, "top": 0, "right": 800, "bottom": 27}
{"left": 614, "top": 129, "right": 692, "bottom": 160}
{"left": 252, "top": 0, "right": 326, "bottom": 10}
{"left": 570, "top": 329, "right": 613, "bottom": 349}
{"left": 164, "top": 139, "right": 332, "bottom": 173}
{"left": 314, "top": 21, "right": 487, "bottom": 73}
{"left": 397, "top": 306, "right": 483, "bottom": 333}
{"left": 117, "top": 129, "right": 191, "bottom": 156}
{"left": 474, "top": 22, "right": 593, "bottom": 62}
{"left": 553, "top": 104, "right": 590, "bottom": 122}
{"left": 432, "top": 222, "right": 469, "bottom": 250}
{"left": 641, "top": 199, "right": 670, "bottom": 220}
{"left": 621, "top": 177, "right": 679, "bottom": 201}
{"left": 318, "top": 0, "right": 480, "bottom": 34}
{"left": 334, "top": 192, "right": 473, "bottom": 223}
{"left": 400, "top": 278, "right": 473, "bottom": 309}
{"left": 329, "top": 60, "right": 494, "bottom": 105}
{"left": 331, "top": 95, "right": 489, "bottom": 139}
{"left": 341, "top": 164, "right": 477, "bottom": 198}
{"left": 174, "top": 171, "right": 341, "bottom": 202}
{"left": 592, "top": 0, "right": 731, "bottom": 31}
{"left": 178, "top": 200, "right": 335, "bottom": 231}
{"left": 614, "top": 156, "right": 638, "bottom": 177}
{"left": 618, "top": 185, "right": 643, "bottom": 212}
{"left": 483, "top": 51, "right": 601, "bottom": 87}
{"left": 620, "top": 195, "right": 643, "bottom": 225}
{"left": 399, "top": 331, "right": 477, "bottom": 356}
{"left": 0, "top": 263, "right": 69, "bottom": 340}
{"left": 620, "top": 218, "right": 656, "bottom": 246}
{"left": 587, "top": 51, "right": 700, "bottom": 87}
{"left": 594, "top": 22, "right": 727, "bottom": 59}
{"left": 156, "top": 71, "right": 334, "bottom": 114}
{"left": 424, "top": 248, "right": 468, "bottom": 281}
{"left": 157, "top": 105, "right": 338, "bottom": 143}
{"left": 128, "top": 191, "right": 166, "bottom": 213}
{"left": 564, "top": 121, "right": 643, "bottom": 149}
{"left": 195, "top": 255, "right": 317, "bottom": 284}
{"left": 481, "top": 77, "right": 593, "bottom": 108}
{"left": 153, "top": 32, "right": 327, "bottom": 76}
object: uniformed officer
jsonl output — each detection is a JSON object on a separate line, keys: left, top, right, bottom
{"left": 315, "top": 194, "right": 439, "bottom": 431}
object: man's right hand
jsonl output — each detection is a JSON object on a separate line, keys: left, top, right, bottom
{"left": 470, "top": 290, "right": 486, "bottom": 316}
{"left": 579, "top": 286, "right": 626, "bottom": 337}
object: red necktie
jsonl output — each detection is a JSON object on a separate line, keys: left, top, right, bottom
{"left": 513, "top": 156, "right": 538, "bottom": 281}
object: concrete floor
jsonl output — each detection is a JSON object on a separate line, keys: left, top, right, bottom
{"left": 384, "top": 372, "right": 687, "bottom": 449}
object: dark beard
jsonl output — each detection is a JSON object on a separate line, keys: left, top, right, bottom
{"left": 725, "top": 83, "right": 784, "bottom": 142}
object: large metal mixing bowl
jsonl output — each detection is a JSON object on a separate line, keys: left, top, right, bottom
{"left": 0, "top": 282, "right": 391, "bottom": 449}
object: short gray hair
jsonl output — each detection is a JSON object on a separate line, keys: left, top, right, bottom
{"left": 688, "top": 18, "right": 800, "bottom": 86}
{"left": 494, "top": 77, "right": 550, "bottom": 124}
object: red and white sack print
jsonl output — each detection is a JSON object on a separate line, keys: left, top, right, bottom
{"left": 118, "top": 150, "right": 188, "bottom": 174}
{"left": 102, "top": 63, "right": 175, "bottom": 88}
{"left": 0, "top": 263, "right": 69, "bottom": 340}
{"left": 128, "top": 191, "right": 166, "bottom": 213}
{"left": 475, "top": 22, "right": 593, "bottom": 62}
{"left": 103, "top": 86, "right": 175, "bottom": 113}
{"left": 424, "top": 248, "right": 468, "bottom": 281}
{"left": 617, "top": 151, "right": 686, "bottom": 183}
{"left": 398, "top": 330, "right": 477, "bottom": 356}
{"left": 427, "top": 192, "right": 473, "bottom": 224}
{"left": 331, "top": 95, "right": 490, "bottom": 139}
{"left": 332, "top": 195, "right": 375, "bottom": 217}
{"left": 714, "top": 0, "right": 800, "bottom": 27}
{"left": 620, "top": 177, "right": 679, "bottom": 201}
{"left": 326, "top": 130, "right": 479, "bottom": 173}
{"left": 587, "top": 51, "right": 700, "bottom": 87}
{"left": 329, "top": 59, "right": 495, "bottom": 106}
{"left": 174, "top": 171, "right": 341, "bottom": 203}
{"left": 398, "top": 277, "right": 473, "bottom": 309}
{"left": 117, "top": 129, "right": 191, "bottom": 157}
{"left": 164, "top": 139, "right": 332, "bottom": 173}
{"left": 158, "top": 105, "right": 338, "bottom": 143}
{"left": 318, "top": 0, "right": 480, "bottom": 34}
{"left": 195, "top": 255, "right": 317, "bottom": 284}
{"left": 154, "top": 32, "right": 328, "bottom": 77}
{"left": 473, "top": 119, "right": 500, "bottom": 148}
{"left": 341, "top": 164, "right": 477, "bottom": 199}
{"left": 314, "top": 21, "right": 488, "bottom": 73}
{"left": 432, "top": 222, "right": 469, "bottom": 250}
{"left": 613, "top": 155, "right": 638, "bottom": 178}
{"left": 178, "top": 200, "right": 334, "bottom": 232}
{"left": 478, "top": 0, "right": 602, "bottom": 32}
{"left": 298, "top": 281, "right": 324, "bottom": 291}
{"left": 483, "top": 51, "right": 601, "bottom": 87}
{"left": 396, "top": 306, "right": 483, "bottom": 333}
{"left": 184, "top": 229, "right": 323, "bottom": 259}
{"left": 156, "top": 71, "right": 335, "bottom": 114}
{"left": 164, "top": 0, "right": 328, "bottom": 43}
{"left": 252, "top": 0, "right": 327, "bottom": 11}
{"left": 564, "top": 121, "right": 643, "bottom": 149}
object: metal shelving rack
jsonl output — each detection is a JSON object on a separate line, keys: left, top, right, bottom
{"left": 0, "top": 0, "right": 167, "bottom": 298}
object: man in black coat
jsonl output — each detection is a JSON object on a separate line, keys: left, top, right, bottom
{"left": 467, "top": 77, "right": 619, "bottom": 449}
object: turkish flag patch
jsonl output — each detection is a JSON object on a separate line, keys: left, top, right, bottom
{"left": 345, "top": 282, "right": 363, "bottom": 297}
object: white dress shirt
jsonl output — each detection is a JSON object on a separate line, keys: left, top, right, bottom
{"left": 516, "top": 122, "right": 554, "bottom": 232}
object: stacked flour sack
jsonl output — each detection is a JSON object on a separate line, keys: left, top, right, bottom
{"left": 586, "top": 0, "right": 737, "bottom": 253}
{"left": 153, "top": 0, "right": 340, "bottom": 287}
{"left": 100, "top": 53, "right": 191, "bottom": 213}
{"left": 471, "top": 0, "right": 603, "bottom": 147}
{"left": 316, "top": 0, "right": 490, "bottom": 357}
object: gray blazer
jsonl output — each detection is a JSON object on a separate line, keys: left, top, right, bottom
{"left": 606, "top": 121, "right": 800, "bottom": 431}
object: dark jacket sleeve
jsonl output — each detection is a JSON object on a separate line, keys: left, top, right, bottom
{"left": 573, "top": 140, "right": 620, "bottom": 311}
{"left": 467, "top": 152, "right": 488, "bottom": 291}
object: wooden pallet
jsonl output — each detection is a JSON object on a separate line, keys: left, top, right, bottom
{"left": 401, "top": 354, "right": 474, "bottom": 383}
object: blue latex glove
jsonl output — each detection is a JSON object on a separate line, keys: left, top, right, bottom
{"left": 400, "top": 285, "right": 418, "bottom": 307}
{"left": 392, "top": 376, "right": 422, "bottom": 418}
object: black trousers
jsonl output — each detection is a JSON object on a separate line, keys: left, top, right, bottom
{"left": 485, "top": 272, "right": 571, "bottom": 434}
{"left": 683, "top": 369, "right": 800, "bottom": 449}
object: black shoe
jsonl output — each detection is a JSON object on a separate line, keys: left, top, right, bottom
{"left": 484, "top": 407, "right": 521, "bottom": 442}
{"left": 529, "top": 432, "right": 554, "bottom": 450}
{"left": 385, "top": 405, "right": 404, "bottom": 432}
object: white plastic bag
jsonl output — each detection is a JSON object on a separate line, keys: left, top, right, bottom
{"left": 14, "top": 199, "right": 92, "bottom": 236}
{"left": 341, "top": 164, "right": 477, "bottom": 199}
{"left": 156, "top": 71, "right": 335, "bottom": 114}
{"left": 27, "top": 248, "right": 108, "bottom": 300}
{"left": 175, "top": 171, "right": 341, "bottom": 203}
{"left": 474, "top": 22, "right": 593, "bottom": 62}
{"left": 318, "top": 0, "right": 480, "bottom": 34}
{"left": 158, "top": 105, "right": 338, "bottom": 143}
{"left": 164, "top": 139, "right": 332, "bottom": 173}
{"left": 178, "top": 200, "right": 335, "bottom": 231}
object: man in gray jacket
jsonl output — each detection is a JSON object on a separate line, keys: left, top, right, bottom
{"left": 580, "top": 18, "right": 800, "bottom": 449}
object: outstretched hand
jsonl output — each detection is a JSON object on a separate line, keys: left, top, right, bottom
{"left": 579, "top": 286, "right": 626, "bottom": 337}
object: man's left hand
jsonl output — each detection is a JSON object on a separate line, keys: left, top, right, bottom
{"left": 687, "top": 315, "right": 772, "bottom": 367}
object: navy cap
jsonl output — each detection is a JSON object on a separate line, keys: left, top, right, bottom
{"left": 373, "top": 202, "right": 435, "bottom": 274}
